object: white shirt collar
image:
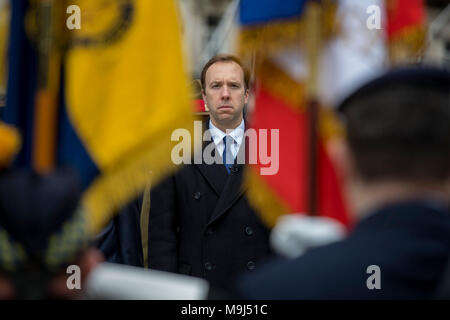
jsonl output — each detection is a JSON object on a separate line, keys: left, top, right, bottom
{"left": 209, "top": 119, "right": 245, "bottom": 145}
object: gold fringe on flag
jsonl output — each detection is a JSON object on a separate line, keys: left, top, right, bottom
{"left": 389, "top": 25, "right": 427, "bottom": 65}
{"left": 244, "top": 168, "right": 291, "bottom": 228}
{"left": 256, "top": 59, "right": 306, "bottom": 110}
{"left": 81, "top": 117, "right": 195, "bottom": 235}
{"left": 256, "top": 58, "right": 344, "bottom": 143}
{"left": 238, "top": 0, "right": 337, "bottom": 61}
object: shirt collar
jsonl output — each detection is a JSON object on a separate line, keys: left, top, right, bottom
{"left": 209, "top": 119, "right": 245, "bottom": 146}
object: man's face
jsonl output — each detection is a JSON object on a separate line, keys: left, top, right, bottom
{"left": 202, "top": 61, "right": 248, "bottom": 129}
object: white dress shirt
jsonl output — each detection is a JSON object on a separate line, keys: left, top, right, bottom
{"left": 209, "top": 119, "right": 245, "bottom": 160}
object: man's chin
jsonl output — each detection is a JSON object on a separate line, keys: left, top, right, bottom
{"left": 217, "top": 115, "right": 239, "bottom": 124}
{"left": 217, "top": 109, "right": 235, "bottom": 116}
{"left": 210, "top": 115, "right": 239, "bottom": 128}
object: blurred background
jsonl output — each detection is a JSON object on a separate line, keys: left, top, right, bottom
{"left": 180, "top": 0, "right": 450, "bottom": 77}
{"left": 0, "top": 0, "right": 449, "bottom": 236}
{"left": 0, "top": 0, "right": 449, "bottom": 300}
{"left": 1, "top": 0, "right": 450, "bottom": 111}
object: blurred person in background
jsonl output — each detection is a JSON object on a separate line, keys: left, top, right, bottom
{"left": 235, "top": 67, "right": 450, "bottom": 299}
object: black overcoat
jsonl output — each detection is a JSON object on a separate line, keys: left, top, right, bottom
{"left": 147, "top": 120, "right": 272, "bottom": 290}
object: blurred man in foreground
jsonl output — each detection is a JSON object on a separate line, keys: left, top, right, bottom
{"left": 0, "top": 122, "right": 209, "bottom": 300}
{"left": 235, "top": 68, "right": 450, "bottom": 299}
{"left": 0, "top": 122, "right": 103, "bottom": 299}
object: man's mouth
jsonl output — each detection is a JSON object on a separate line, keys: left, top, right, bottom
{"left": 219, "top": 105, "right": 233, "bottom": 110}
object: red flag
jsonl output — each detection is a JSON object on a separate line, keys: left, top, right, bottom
{"left": 386, "top": 0, "right": 427, "bottom": 62}
{"left": 239, "top": 0, "right": 352, "bottom": 230}
{"left": 244, "top": 59, "right": 351, "bottom": 229}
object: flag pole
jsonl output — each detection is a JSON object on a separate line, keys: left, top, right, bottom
{"left": 32, "top": 0, "right": 64, "bottom": 173}
{"left": 304, "top": 0, "right": 322, "bottom": 216}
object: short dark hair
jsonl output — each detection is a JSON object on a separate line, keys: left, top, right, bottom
{"left": 200, "top": 54, "right": 250, "bottom": 91}
{"left": 339, "top": 68, "right": 450, "bottom": 183}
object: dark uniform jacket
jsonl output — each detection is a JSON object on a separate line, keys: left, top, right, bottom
{"left": 96, "top": 210, "right": 143, "bottom": 267}
{"left": 236, "top": 201, "right": 450, "bottom": 299}
{"left": 147, "top": 119, "right": 272, "bottom": 290}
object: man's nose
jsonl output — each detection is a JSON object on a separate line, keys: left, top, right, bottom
{"left": 220, "top": 86, "right": 230, "bottom": 99}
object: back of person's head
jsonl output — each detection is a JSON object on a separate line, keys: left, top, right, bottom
{"left": 0, "top": 167, "right": 103, "bottom": 299}
{"left": 338, "top": 68, "right": 450, "bottom": 186}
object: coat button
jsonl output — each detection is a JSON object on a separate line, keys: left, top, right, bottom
{"left": 193, "top": 191, "right": 201, "bottom": 200}
{"left": 245, "top": 226, "right": 254, "bottom": 236}
{"left": 231, "top": 166, "right": 239, "bottom": 173}
{"left": 206, "top": 228, "right": 213, "bottom": 236}
{"left": 247, "top": 261, "right": 255, "bottom": 271}
{"left": 204, "top": 262, "right": 213, "bottom": 271}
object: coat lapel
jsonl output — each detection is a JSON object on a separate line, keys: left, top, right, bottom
{"left": 194, "top": 117, "right": 251, "bottom": 226}
{"left": 207, "top": 137, "right": 250, "bottom": 226}
{"left": 195, "top": 162, "right": 228, "bottom": 196}
{"left": 207, "top": 164, "right": 245, "bottom": 226}
{"left": 194, "top": 118, "right": 228, "bottom": 196}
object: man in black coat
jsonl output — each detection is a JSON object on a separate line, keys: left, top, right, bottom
{"left": 95, "top": 209, "right": 143, "bottom": 267}
{"left": 145, "top": 54, "right": 271, "bottom": 290}
{"left": 235, "top": 68, "right": 450, "bottom": 299}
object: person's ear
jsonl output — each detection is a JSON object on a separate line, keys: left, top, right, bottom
{"left": 244, "top": 88, "right": 249, "bottom": 105}
{"left": 326, "top": 137, "right": 354, "bottom": 184}
{"left": 201, "top": 89, "right": 206, "bottom": 101}
{"left": 201, "top": 89, "right": 209, "bottom": 110}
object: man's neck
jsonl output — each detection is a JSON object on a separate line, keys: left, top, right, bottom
{"left": 210, "top": 117, "right": 243, "bottom": 133}
{"left": 349, "top": 180, "right": 450, "bottom": 220}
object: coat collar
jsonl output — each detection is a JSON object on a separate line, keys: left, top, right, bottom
{"left": 193, "top": 117, "right": 250, "bottom": 225}
{"left": 351, "top": 200, "right": 450, "bottom": 237}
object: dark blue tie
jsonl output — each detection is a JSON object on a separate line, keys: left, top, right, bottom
{"left": 223, "top": 135, "right": 234, "bottom": 174}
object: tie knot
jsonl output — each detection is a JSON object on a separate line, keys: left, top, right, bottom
{"left": 223, "top": 135, "right": 234, "bottom": 145}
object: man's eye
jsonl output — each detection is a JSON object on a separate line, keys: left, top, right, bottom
{"left": 211, "top": 84, "right": 220, "bottom": 89}
{"left": 231, "top": 84, "right": 240, "bottom": 88}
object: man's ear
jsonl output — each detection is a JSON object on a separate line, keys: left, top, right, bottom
{"left": 244, "top": 88, "right": 249, "bottom": 104}
{"left": 201, "top": 90, "right": 209, "bottom": 111}
{"left": 326, "top": 137, "right": 354, "bottom": 184}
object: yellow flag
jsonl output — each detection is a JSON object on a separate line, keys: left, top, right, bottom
{"left": 0, "top": 0, "right": 10, "bottom": 101}
{"left": 0, "top": 122, "right": 21, "bottom": 169}
{"left": 65, "top": 0, "right": 194, "bottom": 234}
